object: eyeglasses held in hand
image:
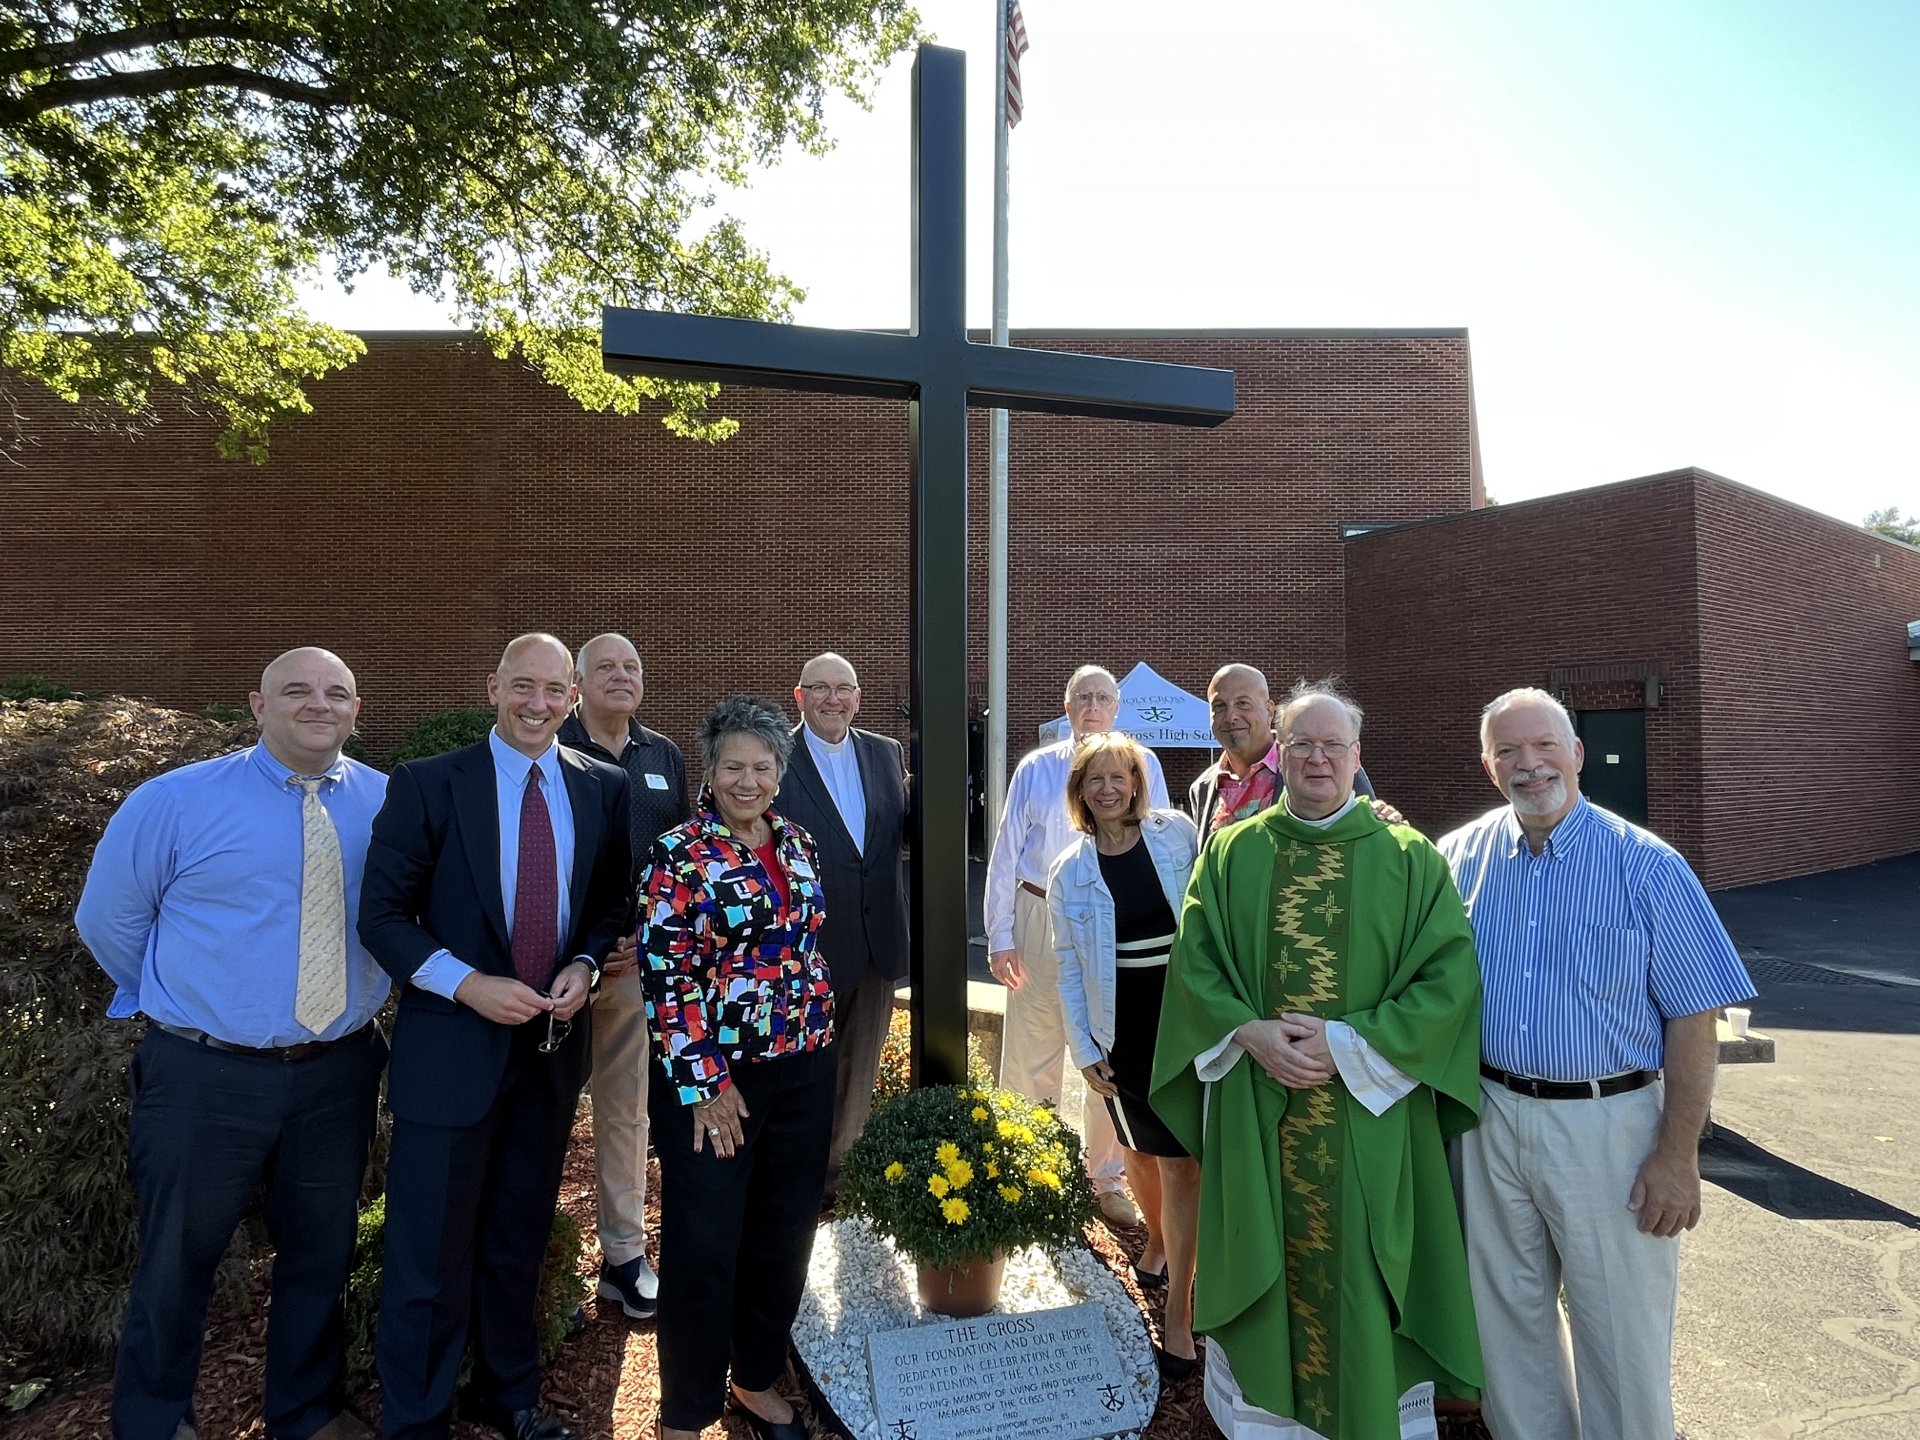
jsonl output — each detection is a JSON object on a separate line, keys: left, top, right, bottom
{"left": 538, "top": 1011, "right": 571, "bottom": 1054}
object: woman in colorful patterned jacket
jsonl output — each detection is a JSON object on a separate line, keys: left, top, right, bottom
{"left": 641, "top": 694, "right": 836, "bottom": 1440}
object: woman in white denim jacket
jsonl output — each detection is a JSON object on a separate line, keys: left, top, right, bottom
{"left": 1047, "top": 732, "right": 1203, "bottom": 1379}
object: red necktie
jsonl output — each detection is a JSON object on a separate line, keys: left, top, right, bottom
{"left": 510, "top": 766, "right": 559, "bottom": 991}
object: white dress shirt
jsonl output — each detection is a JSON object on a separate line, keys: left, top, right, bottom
{"left": 803, "top": 724, "right": 866, "bottom": 854}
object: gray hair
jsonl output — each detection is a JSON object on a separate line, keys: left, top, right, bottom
{"left": 1479, "top": 687, "right": 1576, "bottom": 755}
{"left": 696, "top": 695, "right": 794, "bottom": 776}
{"left": 1063, "top": 664, "right": 1118, "bottom": 703}
{"left": 1278, "top": 679, "right": 1364, "bottom": 739}
{"left": 575, "top": 632, "right": 641, "bottom": 680}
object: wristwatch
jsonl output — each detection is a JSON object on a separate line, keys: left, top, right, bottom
{"left": 569, "top": 953, "right": 603, "bottom": 993}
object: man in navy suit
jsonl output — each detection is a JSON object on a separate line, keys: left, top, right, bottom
{"left": 773, "top": 652, "right": 909, "bottom": 1201}
{"left": 359, "top": 633, "right": 631, "bottom": 1440}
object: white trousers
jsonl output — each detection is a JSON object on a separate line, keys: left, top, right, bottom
{"left": 587, "top": 968, "right": 651, "bottom": 1265}
{"left": 1454, "top": 1077, "right": 1680, "bottom": 1440}
{"left": 997, "top": 887, "right": 1123, "bottom": 1191}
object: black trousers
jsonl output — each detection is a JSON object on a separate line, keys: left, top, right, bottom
{"left": 376, "top": 1025, "right": 581, "bottom": 1440}
{"left": 651, "top": 1044, "right": 837, "bottom": 1432}
{"left": 113, "top": 1024, "right": 385, "bottom": 1440}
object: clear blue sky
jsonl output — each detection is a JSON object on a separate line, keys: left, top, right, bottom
{"left": 304, "top": 0, "right": 1920, "bottom": 527}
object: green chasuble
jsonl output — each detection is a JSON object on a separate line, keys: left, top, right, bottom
{"left": 1150, "top": 800, "right": 1484, "bottom": 1440}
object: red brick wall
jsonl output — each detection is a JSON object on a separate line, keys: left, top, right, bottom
{"left": 0, "top": 330, "right": 1475, "bottom": 791}
{"left": 1344, "top": 472, "right": 1708, "bottom": 865}
{"left": 1345, "top": 468, "right": 1920, "bottom": 888}
{"left": 1690, "top": 474, "right": 1920, "bottom": 886}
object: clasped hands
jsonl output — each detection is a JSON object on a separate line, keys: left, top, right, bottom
{"left": 1236, "top": 1014, "right": 1337, "bottom": 1089}
{"left": 452, "top": 959, "right": 596, "bottom": 1025}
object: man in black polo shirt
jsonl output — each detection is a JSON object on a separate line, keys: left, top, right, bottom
{"left": 559, "top": 632, "right": 691, "bottom": 1320}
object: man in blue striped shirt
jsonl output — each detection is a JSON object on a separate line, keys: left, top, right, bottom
{"left": 1438, "top": 687, "right": 1752, "bottom": 1440}
{"left": 76, "top": 647, "right": 389, "bottom": 1440}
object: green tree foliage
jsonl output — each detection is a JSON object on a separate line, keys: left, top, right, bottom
{"left": 1864, "top": 507, "right": 1918, "bottom": 546}
{"left": 385, "top": 705, "right": 497, "bottom": 765}
{"left": 0, "top": 1, "right": 919, "bottom": 459}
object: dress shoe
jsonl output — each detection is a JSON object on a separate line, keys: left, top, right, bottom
{"left": 465, "top": 1401, "right": 576, "bottom": 1440}
{"left": 597, "top": 1251, "right": 659, "bottom": 1319}
{"left": 1097, "top": 1190, "right": 1144, "bottom": 1227}
{"left": 724, "top": 1394, "right": 809, "bottom": 1440}
{"left": 1131, "top": 1261, "right": 1168, "bottom": 1290}
{"left": 1155, "top": 1345, "right": 1198, "bottom": 1382}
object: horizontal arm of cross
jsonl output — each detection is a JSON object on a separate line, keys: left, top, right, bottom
{"left": 962, "top": 345, "right": 1234, "bottom": 428}
{"left": 601, "top": 309, "right": 921, "bottom": 399}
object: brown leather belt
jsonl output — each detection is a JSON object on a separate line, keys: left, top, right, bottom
{"left": 1018, "top": 880, "right": 1047, "bottom": 899}
{"left": 154, "top": 1020, "right": 373, "bottom": 1062}
{"left": 1480, "top": 1062, "right": 1656, "bottom": 1100}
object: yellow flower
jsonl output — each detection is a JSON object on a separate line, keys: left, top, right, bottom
{"left": 927, "top": 1173, "right": 950, "bottom": 1198}
{"left": 1033, "top": 1106, "right": 1054, "bottom": 1125}
{"left": 985, "top": 1160, "right": 999, "bottom": 1179}
{"left": 997, "top": 1119, "right": 1020, "bottom": 1140}
{"left": 983, "top": 1141, "right": 995, "bottom": 1154}
{"left": 945, "top": 1158, "right": 974, "bottom": 1189}
{"left": 884, "top": 1162, "right": 905, "bottom": 1183}
{"left": 942, "top": 1197, "right": 970, "bottom": 1224}
{"left": 970, "top": 1106, "right": 989, "bottom": 1122}
{"left": 935, "top": 1141, "right": 960, "bottom": 1166}
{"left": 1027, "top": 1167, "right": 1062, "bottom": 1191}
{"left": 998, "top": 1183, "right": 1023, "bottom": 1202}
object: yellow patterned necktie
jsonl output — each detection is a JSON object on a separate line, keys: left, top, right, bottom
{"left": 291, "top": 775, "right": 348, "bottom": 1035}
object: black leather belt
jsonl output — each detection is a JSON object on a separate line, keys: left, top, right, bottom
{"left": 154, "top": 1020, "right": 372, "bottom": 1062}
{"left": 1480, "top": 1062, "right": 1656, "bottom": 1100}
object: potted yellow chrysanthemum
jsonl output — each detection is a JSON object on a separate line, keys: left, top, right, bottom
{"left": 838, "top": 1083, "right": 1098, "bottom": 1316}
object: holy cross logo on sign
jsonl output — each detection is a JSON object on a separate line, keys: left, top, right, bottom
{"left": 601, "top": 44, "right": 1234, "bottom": 1085}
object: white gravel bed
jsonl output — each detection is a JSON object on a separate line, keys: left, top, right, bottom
{"left": 793, "top": 1218, "right": 1159, "bottom": 1440}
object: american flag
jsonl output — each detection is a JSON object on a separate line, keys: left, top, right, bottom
{"left": 1004, "top": 0, "right": 1031, "bottom": 128}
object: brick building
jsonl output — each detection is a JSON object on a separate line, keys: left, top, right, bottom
{"left": 1345, "top": 468, "right": 1920, "bottom": 888}
{"left": 6, "top": 337, "right": 1915, "bottom": 887}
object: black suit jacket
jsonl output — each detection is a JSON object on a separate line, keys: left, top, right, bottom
{"left": 773, "top": 724, "right": 909, "bottom": 995}
{"left": 359, "top": 739, "right": 632, "bottom": 1127}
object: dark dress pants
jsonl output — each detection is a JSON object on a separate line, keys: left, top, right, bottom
{"left": 651, "top": 1044, "right": 837, "bottom": 1433}
{"left": 114, "top": 1024, "right": 386, "bottom": 1440}
{"left": 376, "top": 1026, "right": 581, "bottom": 1440}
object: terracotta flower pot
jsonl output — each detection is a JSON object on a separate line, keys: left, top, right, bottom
{"left": 916, "top": 1251, "right": 1007, "bottom": 1317}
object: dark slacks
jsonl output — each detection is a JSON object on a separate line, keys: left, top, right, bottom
{"left": 114, "top": 1023, "right": 385, "bottom": 1440}
{"left": 651, "top": 1044, "right": 837, "bottom": 1433}
{"left": 824, "top": 973, "right": 897, "bottom": 1199}
{"left": 376, "top": 1026, "right": 581, "bottom": 1440}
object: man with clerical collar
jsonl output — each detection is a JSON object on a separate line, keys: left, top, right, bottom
{"left": 1153, "top": 681, "right": 1484, "bottom": 1440}
{"left": 1439, "top": 688, "right": 1752, "bottom": 1440}
{"left": 555, "top": 632, "right": 691, "bottom": 1321}
{"left": 77, "top": 646, "right": 388, "bottom": 1440}
{"left": 986, "top": 663, "right": 1171, "bottom": 1227}
{"left": 772, "top": 651, "right": 911, "bottom": 1201}
{"left": 1189, "top": 663, "right": 1377, "bottom": 833}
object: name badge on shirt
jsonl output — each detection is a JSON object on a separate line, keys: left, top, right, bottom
{"left": 645, "top": 772, "right": 670, "bottom": 790}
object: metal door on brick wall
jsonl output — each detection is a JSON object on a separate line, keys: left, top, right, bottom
{"left": 1575, "top": 709, "right": 1648, "bottom": 825}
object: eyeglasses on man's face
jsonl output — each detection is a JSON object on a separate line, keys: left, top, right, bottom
{"left": 1068, "top": 691, "right": 1119, "bottom": 709}
{"left": 801, "top": 683, "right": 860, "bottom": 701}
{"left": 1282, "top": 740, "right": 1353, "bottom": 760}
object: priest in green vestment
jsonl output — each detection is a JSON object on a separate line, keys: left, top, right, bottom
{"left": 1151, "top": 684, "right": 1484, "bottom": 1440}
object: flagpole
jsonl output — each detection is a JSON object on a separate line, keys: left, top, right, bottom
{"left": 986, "top": 0, "right": 1013, "bottom": 850}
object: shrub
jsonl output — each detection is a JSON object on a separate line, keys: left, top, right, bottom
{"left": 386, "top": 707, "right": 496, "bottom": 766}
{"left": 838, "top": 1084, "right": 1097, "bottom": 1269}
{"left": 0, "top": 675, "right": 78, "bottom": 701}
{"left": 341, "top": 1197, "right": 585, "bottom": 1393}
{"left": 871, "top": 1005, "right": 992, "bottom": 1116}
{"left": 0, "top": 697, "right": 252, "bottom": 1367}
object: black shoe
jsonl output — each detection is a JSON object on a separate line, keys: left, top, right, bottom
{"left": 596, "top": 1252, "right": 659, "bottom": 1320}
{"left": 466, "top": 1402, "right": 576, "bottom": 1440}
{"left": 1155, "top": 1345, "right": 1198, "bottom": 1382}
{"left": 724, "top": 1394, "right": 809, "bottom": 1440}
{"left": 1131, "top": 1261, "right": 1168, "bottom": 1290}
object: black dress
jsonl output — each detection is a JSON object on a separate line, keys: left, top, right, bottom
{"left": 1094, "top": 838, "right": 1187, "bottom": 1159}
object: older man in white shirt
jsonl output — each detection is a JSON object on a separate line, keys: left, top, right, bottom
{"left": 985, "top": 664, "right": 1169, "bottom": 1224}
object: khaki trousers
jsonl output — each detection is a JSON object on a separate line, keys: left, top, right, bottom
{"left": 588, "top": 968, "right": 651, "bottom": 1265}
{"left": 1454, "top": 1077, "right": 1680, "bottom": 1440}
{"left": 997, "top": 887, "right": 1124, "bottom": 1191}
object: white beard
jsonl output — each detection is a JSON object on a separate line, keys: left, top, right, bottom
{"left": 1507, "top": 770, "right": 1567, "bottom": 818}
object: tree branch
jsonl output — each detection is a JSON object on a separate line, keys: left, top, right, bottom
{"left": 0, "top": 18, "right": 299, "bottom": 80}
{"left": 7, "top": 63, "right": 350, "bottom": 119}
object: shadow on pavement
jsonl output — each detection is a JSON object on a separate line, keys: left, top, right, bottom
{"left": 1701, "top": 1127, "right": 1920, "bottom": 1228}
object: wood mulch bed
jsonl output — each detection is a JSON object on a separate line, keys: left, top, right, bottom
{"left": 9, "top": 1113, "right": 1487, "bottom": 1439}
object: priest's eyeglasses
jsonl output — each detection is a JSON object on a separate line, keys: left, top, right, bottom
{"left": 1283, "top": 740, "right": 1353, "bottom": 760}
{"left": 538, "top": 1012, "right": 571, "bottom": 1054}
{"left": 801, "top": 683, "right": 861, "bottom": 700}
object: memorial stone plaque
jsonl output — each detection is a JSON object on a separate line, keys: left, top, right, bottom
{"left": 867, "top": 1302, "right": 1146, "bottom": 1440}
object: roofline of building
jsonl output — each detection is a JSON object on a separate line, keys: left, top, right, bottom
{"left": 341, "top": 325, "right": 1472, "bottom": 342}
{"left": 1342, "top": 465, "right": 1920, "bottom": 555}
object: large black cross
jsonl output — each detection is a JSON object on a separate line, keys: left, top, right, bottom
{"left": 602, "top": 44, "right": 1234, "bottom": 1086}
